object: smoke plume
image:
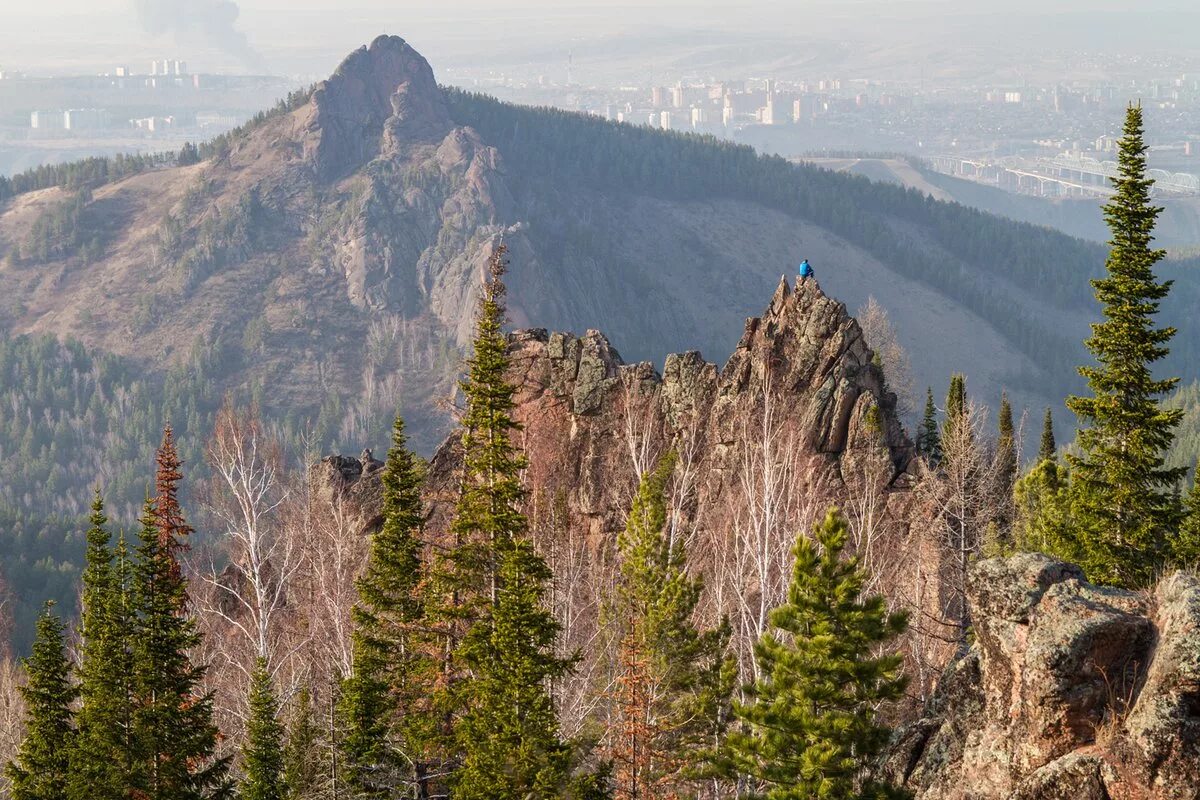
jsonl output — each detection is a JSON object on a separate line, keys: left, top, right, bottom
{"left": 134, "top": 0, "right": 265, "bottom": 71}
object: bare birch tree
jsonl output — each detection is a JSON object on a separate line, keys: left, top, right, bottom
{"left": 857, "top": 296, "right": 916, "bottom": 416}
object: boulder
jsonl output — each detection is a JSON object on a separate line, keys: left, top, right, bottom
{"left": 891, "top": 554, "right": 1200, "bottom": 799}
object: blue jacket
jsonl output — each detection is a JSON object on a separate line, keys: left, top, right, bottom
{"left": 799, "top": 260, "right": 813, "bottom": 278}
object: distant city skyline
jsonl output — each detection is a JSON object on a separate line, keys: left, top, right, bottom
{"left": 5, "top": 0, "right": 1200, "bottom": 79}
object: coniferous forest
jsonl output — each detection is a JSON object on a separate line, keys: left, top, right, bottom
{"left": 2, "top": 98, "right": 1200, "bottom": 800}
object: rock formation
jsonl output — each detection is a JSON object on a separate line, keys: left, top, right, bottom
{"left": 324, "top": 276, "right": 914, "bottom": 546}
{"left": 885, "top": 553, "right": 1200, "bottom": 800}
{"left": 422, "top": 274, "right": 913, "bottom": 541}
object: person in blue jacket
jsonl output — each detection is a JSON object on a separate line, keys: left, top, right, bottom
{"left": 799, "top": 259, "right": 814, "bottom": 279}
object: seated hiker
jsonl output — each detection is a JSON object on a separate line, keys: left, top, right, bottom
{"left": 799, "top": 259, "right": 814, "bottom": 279}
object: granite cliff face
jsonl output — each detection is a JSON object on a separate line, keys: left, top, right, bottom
{"left": 885, "top": 554, "right": 1200, "bottom": 800}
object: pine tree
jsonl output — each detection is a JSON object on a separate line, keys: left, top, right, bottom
{"left": 442, "top": 243, "right": 576, "bottom": 798}
{"left": 341, "top": 412, "right": 435, "bottom": 796}
{"left": 69, "top": 493, "right": 134, "bottom": 800}
{"left": 282, "top": 687, "right": 321, "bottom": 799}
{"left": 726, "top": 509, "right": 909, "bottom": 800}
{"left": 5, "top": 604, "right": 75, "bottom": 800}
{"left": 917, "top": 387, "right": 941, "bottom": 463}
{"left": 1038, "top": 408, "right": 1057, "bottom": 463}
{"left": 130, "top": 499, "right": 232, "bottom": 799}
{"left": 610, "top": 454, "right": 735, "bottom": 799}
{"left": 1065, "top": 104, "right": 1186, "bottom": 587}
{"left": 242, "top": 658, "right": 286, "bottom": 800}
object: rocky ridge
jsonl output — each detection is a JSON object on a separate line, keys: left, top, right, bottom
{"left": 319, "top": 275, "right": 913, "bottom": 546}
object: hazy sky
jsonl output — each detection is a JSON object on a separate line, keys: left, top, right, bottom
{"left": 3, "top": 0, "right": 1200, "bottom": 78}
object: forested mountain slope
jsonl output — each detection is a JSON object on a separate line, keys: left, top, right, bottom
{"left": 3, "top": 35, "right": 1200, "bottom": 646}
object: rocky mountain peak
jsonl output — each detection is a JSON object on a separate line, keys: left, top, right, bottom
{"left": 323, "top": 276, "right": 913, "bottom": 541}
{"left": 305, "top": 34, "right": 452, "bottom": 181}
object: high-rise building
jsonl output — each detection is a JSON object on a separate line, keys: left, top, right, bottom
{"left": 671, "top": 81, "right": 685, "bottom": 108}
{"left": 64, "top": 108, "right": 110, "bottom": 130}
{"left": 659, "top": 110, "right": 672, "bottom": 130}
{"left": 30, "top": 110, "right": 65, "bottom": 129}
{"left": 722, "top": 106, "right": 734, "bottom": 126}
{"left": 690, "top": 107, "right": 707, "bottom": 126}
{"left": 761, "top": 98, "right": 776, "bottom": 125}
{"left": 651, "top": 86, "right": 667, "bottom": 107}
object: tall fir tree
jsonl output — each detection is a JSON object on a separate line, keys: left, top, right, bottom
{"left": 453, "top": 534, "right": 575, "bottom": 799}
{"left": 1065, "top": 103, "right": 1186, "bottom": 587}
{"left": 5, "top": 604, "right": 75, "bottom": 800}
{"left": 340, "top": 412, "right": 436, "bottom": 797}
{"left": 69, "top": 493, "right": 134, "bottom": 800}
{"left": 437, "top": 243, "right": 576, "bottom": 798}
{"left": 242, "top": 657, "right": 286, "bottom": 800}
{"left": 917, "top": 387, "right": 941, "bottom": 463}
{"left": 942, "top": 374, "right": 969, "bottom": 454}
{"left": 609, "top": 454, "right": 735, "bottom": 799}
{"left": 1038, "top": 408, "right": 1057, "bottom": 464}
{"left": 282, "top": 687, "right": 322, "bottom": 800}
{"left": 996, "top": 393, "right": 1017, "bottom": 493}
{"left": 130, "top": 497, "right": 232, "bottom": 799}
{"left": 725, "top": 510, "right": 909, "bottom": 800}
{"left": 990, "top": 392, "right": 1019, "bottom": 551}
{"left": 336, "top": 638, "right": 394, "bottom": 800}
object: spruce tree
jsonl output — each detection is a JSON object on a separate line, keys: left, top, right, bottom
{"left": 454, "top": 535, "right": 575, "bottom": 799}
{"left": 942, "top": 374, "right": 968, "bottom": 453}
{"left": 69, "top": 493, "right": 134, "bottom": 800}
{"left": 441, "top": 243, "right": 577, "bottom": 798}
{"left": 990, "top": 392, "right": 1019, "bottom": 551}
{"left": 997, "top": 393, "right": 1017, "bottom": 493}
{"left": 610, "top": 454, "right": 735, "bottom": 798}
{"left": 130, "top": 499, "right": 232, "bottom": 799}
{"left": 1065, "top": 104, "right": 1186, "bottom": 587}
{"left": 5, "top": 604, "right": 75, "bottom": 800}
{"left": 726, "top": 510, "right": 909, "bottom": 800}
{"left": 341, "top": 412, "right": 434, "bottom": 796}
{"left": 1038, "top": 408, "right": 1057, "bottom": 463}
{"left": 242, "top": 657, "right": 286, "bottom": 800}
{"left": 917, "top": 387, "right": 941, "bottom": 463}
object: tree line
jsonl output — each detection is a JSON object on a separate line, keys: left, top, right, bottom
{"left": 4, "top": 245, "right": 914, "bottom": 799}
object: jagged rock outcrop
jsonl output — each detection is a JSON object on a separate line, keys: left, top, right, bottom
{"left": 305, "top": 34, "right": 453, "bottom": 181}
{"left": 885, "top": 553, "right": 1200, "bottom": 799}
{"left": 311, "top": 453, "right": 386, "bottom": 536}
{"left": 328, "top": 276, "right": 913, "bottom": 548}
